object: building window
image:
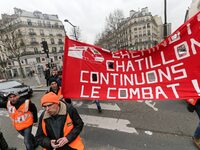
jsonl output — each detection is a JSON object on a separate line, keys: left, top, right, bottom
{"left": 29, "top": 29, "right": 34, "bottom": 32}
{"left": 30, "top": 38, "right": 38, "bottom": 45}
{"left": 40, "top": 29, "right": 44, "bottom": 36}
{"left": 47, "top": 21, "right": 51, "bottom": 27}
{"left": 31, "top": 38, "right": 36, "bottom": 42}
{"left": 34, "top": 48, "right": 38, "bottom": 54}
{"left": 51, "top": 38, "right": 55, "bottom": 44}
{"left": 54, "top": 56, "right": 58, "bottom": 61}
{"left": 27, "top": 19, "right": 32, "bottom": 26}
{"left": 147, "top": 23, "right": 150, "bottom": 28}
{"left": 29, "top": 29, "right": 36, "bottom": 35}
{"left": 36, "top": 57, "right": 41, "bottom": 63}
{"left": 52, "top": 47, "right": 57, "bottom": 53}
{"left": 58, "top": 39, "right": 63, "bottom": 45}
{"left": 18, "top": 29, "right": 22, "bottom": 36}
{"left": 59, "top": 47, "right": 63, "bottom": 52}
{"left": 54, "top": 23, "right": 58, "bottom": 28}
{"left": 38, "top": 20, "right": 42, "bottom": 26}
{"left": 41, "top": 58, "right": 45, "bottom": 61}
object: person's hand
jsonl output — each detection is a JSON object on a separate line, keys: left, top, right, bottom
{"left": 33, "top": 123, "right": 38, "bottom": 127}
{"left": 51, "top": 140, "right": 59, "bottom": 148}
{"left": 57, "top": 137, "right": 69, "bottom": 147}
{"left": 59, "top": 95, "right": 64, "bottom": 101}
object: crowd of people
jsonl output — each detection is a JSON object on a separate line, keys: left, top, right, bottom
{"left": 0, "top": 65, "right": 85, "bottom": 150}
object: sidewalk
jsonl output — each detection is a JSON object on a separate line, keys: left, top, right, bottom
{"left": 14, "top": 75, "right": 49, "bottom": 92}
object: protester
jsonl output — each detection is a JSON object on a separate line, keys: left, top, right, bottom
{"left": 49, "top": 69, "right": 59, "bottom": 82}
{"left": 187, "top": 98, "right": 200, "bottom": 149}
{"left": 44, "top": 64, "right": 51, "bottom": 87}
{"left": 57, "top": 70, "right": 62, "bottom": 86}
{"left": 0, "top": 131, "right": 16, "bottom": 150}
{"left": 47, "top": 78, "right": 71, "bottom": 104}
{"left": 0, "top": 92, "right": 38, "bottom": 150}
{"left": 36, "top": 92, "right": 84, "bottom": 150}
{"left": 94, "top": 100, "right": 102, "bottom": 113}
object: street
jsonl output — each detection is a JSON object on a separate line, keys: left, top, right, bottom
{"left": 0, "top": 91, "right": 199, "bottom": 150}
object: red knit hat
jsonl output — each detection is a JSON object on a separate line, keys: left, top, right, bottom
{"left": 41, "top": 92, "right": 59, "bottom": 106}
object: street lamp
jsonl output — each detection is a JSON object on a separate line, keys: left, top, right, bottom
{"left": 163, "top": 0, "right": 168, "bottom": 39}
{"left": 64, "top": 19, "right": 78, "bottom": 40}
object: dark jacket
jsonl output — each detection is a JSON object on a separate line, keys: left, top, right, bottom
{"left": 187, "top": 99, "right": 200, "bottom": 113}
{"left": 0, "top": 97, "right": 38, "bottom": 123}
{"left": 47, "top": 86, "right": 61, "bottom": 95}
{"left": 44, "top": 68, "right": 50, "bottom": 79}
{"left": 36, "top": 101, "right": 84, "bottom": 150}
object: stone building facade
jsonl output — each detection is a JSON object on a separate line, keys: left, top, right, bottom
{"left": 96, "top": 7, "right": 171, "bottom": 51}
{"left": 0, "top": 8, "right": 65, "bottom": 78}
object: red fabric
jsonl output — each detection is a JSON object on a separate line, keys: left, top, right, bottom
{"left": 62, "top": 11, "right": 200, "bottom": 101}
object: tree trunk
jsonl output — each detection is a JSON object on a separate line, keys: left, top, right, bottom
{"left": 17, "top": 58, "right": 26, "bottom": 78}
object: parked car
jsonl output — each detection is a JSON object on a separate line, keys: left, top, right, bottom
{"left": 0, "top": 80, "right": 33, "bottom": 102}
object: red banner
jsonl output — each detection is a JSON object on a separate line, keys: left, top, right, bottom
{"left": 62, "top": 11, "right": 200, "bottom": 101}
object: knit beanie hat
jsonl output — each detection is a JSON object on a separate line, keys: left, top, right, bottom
{"left": 48, "top": 78, "right": 58, "bottom": 85}
{"left": 41, "top": 92, "right": 59, "bottom": 106}
{"left": 7, "top": 91, "right": 19, "bottom": 97}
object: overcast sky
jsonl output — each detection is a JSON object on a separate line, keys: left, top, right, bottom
{"left": 0, "top": 0, "right": 192, "bottom": 44}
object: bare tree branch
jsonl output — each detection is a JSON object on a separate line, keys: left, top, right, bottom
{"left": 0, "top": 29, "right": 27, "bottom": 78}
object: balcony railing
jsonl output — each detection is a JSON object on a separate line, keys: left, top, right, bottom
{"left": 1, "top": 21, "right": 65, "bottom": 31}
{"left": 57, "top": 34, "right": 63, "bottom": 37}
{"left": 29, "top": 32, "right": 36, "bottom": 36}
{"left": 30, "top": 41, "right": 39, "bottom": 45}
{"left": 58, "top": 41, "right": 64, "bottom": 45}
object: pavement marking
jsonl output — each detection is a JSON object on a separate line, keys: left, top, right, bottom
{"left": 73, "top": 101, "right": 121, "bottom": 111}
{"left": 144, "top": 131, "right": 153, "bottom": 135}
{"left": 18, "top": 110, "right": 138, "bottom": 137}
{"left": 80, "top": 114, "right": 138, "bottom": 134}
{"left": 0, "top": 109, "right": 9, "bottom": 117}
{"left": 87, "top": 103, "right": 121, "bottom": 111}
{"left": 137, "top": 100, "right": 158, "bottom": 111}
{"left": 73, "top": 101, "right": 84, "bottom": 107}
{"left": 1, "top": 102, "right": 137, "bottom": 137}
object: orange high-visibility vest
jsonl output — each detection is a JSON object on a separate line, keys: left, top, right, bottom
{"left": 7, "top": 99, "right": 33, "bottom": 131}
{"left": 42, "top": 113, "right": 84, "bottom": 150}
{"left": 186, "top": 98, "right": 198, "bottom": 106}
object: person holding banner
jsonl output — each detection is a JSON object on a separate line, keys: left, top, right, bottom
{"left": 187, "top": 98, "right": 200, "bottom": 149}
{"left": 36, "top": 92, "right": 84, "bottom": 150}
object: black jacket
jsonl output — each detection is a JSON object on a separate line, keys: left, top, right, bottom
{"left": 36, "top": 101, "right": 84, "bottom": 150}
{"left": 0, "top": 97, "right": 38, "bottom": 123}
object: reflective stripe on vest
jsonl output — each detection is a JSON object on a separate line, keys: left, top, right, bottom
{"left": 42, "top": 113, "right": 84, "bottom": 150}
{"left": 7, "top": 100, "right": 33, "bottom": 131}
